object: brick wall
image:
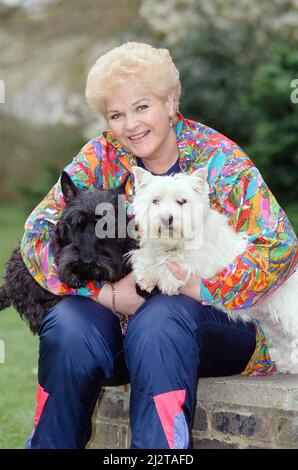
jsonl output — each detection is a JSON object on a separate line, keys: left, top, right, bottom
{"left": 88, "top": 374, "right": 298, "bottom": 449}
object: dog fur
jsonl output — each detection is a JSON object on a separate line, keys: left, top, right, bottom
{"left": 0, "top": 171, "right": 135, "bottom": 334}
{"left": 129, "top": 166, "right": 298, "bottom": 374}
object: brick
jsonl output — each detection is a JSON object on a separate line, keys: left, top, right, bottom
{"left": 193, "top": 405, "right": 208, "bottom": 432}
{"left": 120, "top": 425, "right": 129, "bottom": 449}
{"left": 211, "top": 411, "right": 271, "bottom": 441}
{"left": 89, "top": 421, "right": 120, "bottom": 449}
{"left": 97, "top": 393, "right": 129, "bottom": 420}
{"left": 277, "top": 417, "right": 298, "bottom": 446}
{"left": 89, "top": 375, "right": 298, "bottom": 449}
{"left": 193, "top": 437, "right": 238, "bottom": 449}
{"left": 198, "top": 374, "right": 298, "bottom": 411}
{"left": 247, "top": 444, "right": 274, "bottom": 449}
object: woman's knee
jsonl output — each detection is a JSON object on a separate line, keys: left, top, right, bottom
{"left": 39, "top": 296, "right": 123, "bottom": 378}
{"left": 130, "top": 294, "right": 199, "bottom": 329}
{"left": 125, "top": 294, "right": 199, "bottom": 350}
{"left": 124, "top": 294, "right": 200, "bottom": 384}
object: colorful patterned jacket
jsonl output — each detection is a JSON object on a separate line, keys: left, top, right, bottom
{"left": 21, "top": 112, "right": 298, "bottom": 376}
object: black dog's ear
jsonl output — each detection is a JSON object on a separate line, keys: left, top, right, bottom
{"left": 54, "top": 220, "right": 65, "bottom": 240}
{"left": 115, "top": 174, "right": 129, "bottom": 194}
{"left": 60, "top": 171, "right": 79, "bottom": 204}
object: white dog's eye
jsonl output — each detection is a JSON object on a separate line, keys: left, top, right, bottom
{"left": 152, "top": 198, "right": 160, "bottom": 205}
{"left": 176, "top": 199, "right": 187, "bottom": 205}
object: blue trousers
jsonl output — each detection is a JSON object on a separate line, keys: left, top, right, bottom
{"left": 26, "top": 294, "right": 256, "bottom": 449}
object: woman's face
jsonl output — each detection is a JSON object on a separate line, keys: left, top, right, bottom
{"left": 105, "top": 84, "right": 175, "bottom": 162}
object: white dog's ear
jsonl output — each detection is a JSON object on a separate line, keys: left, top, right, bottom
{"left": 190, "top": 167, "right": 208, "bottom": 194}
{"left": 132, "top": 166, "right": 153, "bottom": 191}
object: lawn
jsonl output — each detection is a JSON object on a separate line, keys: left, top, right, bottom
{"left": 0, "top": 204, "right": 39, "bottom": 449}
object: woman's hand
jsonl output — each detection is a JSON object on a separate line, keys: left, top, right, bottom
{"left": 98, "top": 272, "right": 145, "bottom": 316}
{"left": 167, "top": 262, "right": 201, "bottom": 301}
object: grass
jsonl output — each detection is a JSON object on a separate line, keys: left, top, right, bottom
{"left": 0, "top": 204, "right": 39, "bottom": 449}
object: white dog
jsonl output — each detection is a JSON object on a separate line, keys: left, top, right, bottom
{"left": 129, "top": 166, "right": 298, "bottom": 374}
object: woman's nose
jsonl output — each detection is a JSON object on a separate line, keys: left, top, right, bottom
{"left": 124, "top": 113, "right": 139, "bottom": 131}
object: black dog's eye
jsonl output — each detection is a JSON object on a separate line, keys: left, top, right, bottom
{"left": 152, "top": 198, "right": 160, "bottom": 205}
{"left": 77, "top": 219, "right": 87, "bottom": 230}
{"left": 176, "top": 199, "right": 187, "bottom": 205}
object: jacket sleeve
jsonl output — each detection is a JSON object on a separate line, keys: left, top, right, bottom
{"left": 199, "top": 148, "right": 298, "bottom": 310}
{"left": 20, "top": 138, "right": 107, "bottom": 302}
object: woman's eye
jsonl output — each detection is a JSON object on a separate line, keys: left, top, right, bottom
{"left": 137, "top": 104, "right": 148, "bottom": 111}
{"left": 110, "top": 113, "right": 121, "bottom": 120}
{"left": 177, "top": 199, "right": 187, "bottom": 205}
{"left": 152, "top": 198, "right": 160, "bottom": 205}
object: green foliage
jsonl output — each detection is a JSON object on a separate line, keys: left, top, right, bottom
{"left": 0, "top": 115, "right": 86, "bottom": 211}
{"left": 246, "top": 44, "right": 298, "bottom": 207}
{"left": 169, "top": 7, "right": 298, "bottom": 232}
{"left": 172, "top": 7, "right": 269, "bottom": 144}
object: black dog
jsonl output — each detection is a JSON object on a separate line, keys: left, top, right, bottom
{"left": 0, "top": 171, "right": 136, "bottom": 334}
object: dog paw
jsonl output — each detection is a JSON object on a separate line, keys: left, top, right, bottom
{"left": 158, "top": 276, "right": 184, "bottom": 296}
{"left": 159, "top": 284, "right": 181, "bottom": 296}
{"left": 133, "top": 274, "right": 156, "bottom": 294}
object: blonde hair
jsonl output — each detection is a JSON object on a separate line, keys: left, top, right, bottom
{"left": 85, "top": 42, "right": 181, "bottom": 123}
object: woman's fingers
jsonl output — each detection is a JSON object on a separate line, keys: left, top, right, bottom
{"left": 167, "top": 262, "right": 188, "bottom": 282}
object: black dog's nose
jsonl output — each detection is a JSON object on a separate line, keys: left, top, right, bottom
{"left": 160, "top": 215, "right": 173, "bottom": 228}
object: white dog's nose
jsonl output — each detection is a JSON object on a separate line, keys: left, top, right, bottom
{"left": 160, "top": 215, "right": 173, "bottom": 228}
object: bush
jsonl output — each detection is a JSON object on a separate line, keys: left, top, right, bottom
{"left": 168, "top": 3, "right": 298, "bottom": 230}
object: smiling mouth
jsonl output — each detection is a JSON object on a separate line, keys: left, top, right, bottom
{"left": 128, "top": 130, "right": 150, "bottom": 143}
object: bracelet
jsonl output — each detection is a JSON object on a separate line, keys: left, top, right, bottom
{"left": 110, "top": 282, "right": 129, "bottom": 329}
{"left": 111, "top": 282, "right": 116, "bottom": 314}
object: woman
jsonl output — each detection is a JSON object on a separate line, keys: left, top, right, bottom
{"left": 22, "top": 42, "right": 298, "bottom": 449}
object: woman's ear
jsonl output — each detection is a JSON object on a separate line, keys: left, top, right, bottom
{"left": 166, "top": 94, "right": 175, "bottom": 121}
